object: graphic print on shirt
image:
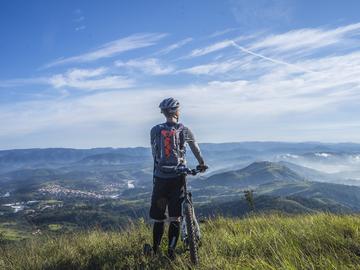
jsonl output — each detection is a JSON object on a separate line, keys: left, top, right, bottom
{"left": 161, "top": 129, "right": 176, "bottom": 159}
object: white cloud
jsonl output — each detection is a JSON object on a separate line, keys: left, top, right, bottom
{"left": 231, "top": 41, "right": 314, "bottom": 73}
{"left": 115, "top": 58, "right": 174, "bottom": 75}
{"left": 157, "top": 38, "right": 193, "bottom": 55}
{"left": 207, "top": 28, "right": 238, "bottom": 39}
{"left": 188, "top": 40, "right": 234, "bottom": 58}
{"left": 75, "top": 25, "right": 86, "bottom": 31}
{"left": 0, "top": 77, "right": 49, "bottom": 88}
{"left": 74, "top": 16, "right": 85, "bottom": 22}
{"left": 3, "top": 23, "right": 360, "bottom": 147}
{"left": 49, "top": 67, "right": 134, "bottom": 90}
{"left": 250, "top": 22, "right": 360, "bottom": 54}
{"left": 2, "top": 73, "right": 359, "bottom": 148}
{"left": 180, "top": 59, "right": 244, "bottom": 75}
{"left": 230, "top": 0, "right": 293, "bottom": 27}
{"left": 44, "top": 33, "right": 167, "bottom": 68}
{"left": 186, "top": 34, "right": 258, "bottom": 58}
{"left": 181, "top": 42, "right": 314, "bottom": 76}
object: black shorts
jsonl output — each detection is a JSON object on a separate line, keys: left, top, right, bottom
{"left": 149, "top": 176, "right": 185, "bottom": 221}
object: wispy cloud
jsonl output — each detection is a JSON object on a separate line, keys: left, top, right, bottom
{"left": 250, "top": 22, "right": 360, "bottom": 54}
{"left": 188, "top": 40, "right": 234, "bottom": 58}
{"left": 74, "top": 15, "right": 85, "bottom": 22}
{"left": 156, "top": 38, "right": 193, "bottom": 55}
{"left": 207, "top": 28, "right": 237, "bottom": 39}
{"left": 0, "top": 68, "right": 135, "bottom": 91}
{"left": 73, "top": 9, "right": 86, "bottom": 32}
{"left": 230, "top": 0, "right": 293, "bottom": 27}
{"left": 181, "top": 41, "right": 314, "bottom": 76}
{"left": 115, "top": 58, "right": 174, "bottom": 75}
{"left": 44, "top": 33, "right": 167, "bottom": 68}
{"left": 231, "top": 41, "right": 314, "bottom": 73}
{"left": 180, "top": 59, "right": 244, "bottom": 75}
{"left": 75, "top": 25, "right": 86, "bottom": 31}
{"left": 186, "top": 35, "right": 258, "bottom": 58}
{"left": 49, "top": 67, "right": 135, "bottom": 90}
{"left": 3, "top": 22, "right": 360, "bottom": 147}
{"left": 0, "top": 77, "right": 49, "bottom": 88}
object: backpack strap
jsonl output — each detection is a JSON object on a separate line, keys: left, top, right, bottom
{"left": 177, "top": 123, "right": 185, "bottom": 149}
{"left": 154, "top": 124, "right": 164, "bottom": 164}
{"left": 176, "top": 123, "right": 186, "bottom": 162}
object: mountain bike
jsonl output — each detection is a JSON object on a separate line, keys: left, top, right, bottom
{"left": 175, "top": 164, "right": 203, "bottom": 265}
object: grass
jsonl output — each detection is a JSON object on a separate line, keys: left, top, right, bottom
{"left": 48, "top": 224, "right": 63, "bottom": 231}
{"left": 0, "top": 223, "right": 29, "bottom": 242}
{"left": 1, "top": 213, "right": 360, "bottom": 269}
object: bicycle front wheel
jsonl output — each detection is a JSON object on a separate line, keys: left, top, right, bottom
{"left": 184, "top": 202, "right": 199, "bottom": 265}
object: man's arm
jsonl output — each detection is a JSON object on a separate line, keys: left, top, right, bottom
{"left": 184, "top": 127, "right": 205, "bottom": 165}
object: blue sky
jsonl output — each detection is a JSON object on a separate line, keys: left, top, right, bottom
{"left": 1, "top": 0, "right": 360, "bottom": 149}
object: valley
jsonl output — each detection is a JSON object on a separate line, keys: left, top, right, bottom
{"left": 1, "top": 142, "right": 360, "bottom": 242}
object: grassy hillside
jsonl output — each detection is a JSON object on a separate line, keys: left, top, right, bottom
{"left": 2, "top": 213, "right": 360, "bottom": 269}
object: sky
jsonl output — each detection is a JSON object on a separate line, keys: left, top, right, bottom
{"left": 1, "top": 0, "right": 360, "bottom": 149}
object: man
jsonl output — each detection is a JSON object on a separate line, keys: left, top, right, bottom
{"left": 149, "top": 97, "right": 207, "bottom": 259}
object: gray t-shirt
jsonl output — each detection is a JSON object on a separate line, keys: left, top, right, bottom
{"left": 150, "top": 122, "right": 204, "bottom": 178}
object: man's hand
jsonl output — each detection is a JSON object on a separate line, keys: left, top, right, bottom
{"left": 196, "top": 164, "right": 208, "bottom": 173}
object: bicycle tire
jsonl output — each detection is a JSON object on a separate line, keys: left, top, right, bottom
{"left": 184, "top": 202, "right": 199, "bottom": 265}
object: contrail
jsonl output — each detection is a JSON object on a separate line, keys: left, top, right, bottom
{"left": 231, "top": 41, "right": 315, "bottom": 74}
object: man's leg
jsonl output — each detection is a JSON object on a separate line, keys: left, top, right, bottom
{"left": 149, "top": 177, "right": 167, "bottom": 254}
{"left": 153, "top": 220, "right": 165, "bottom": 254}
{"left": 168, "top": 217, "right": 180, "bottom": 259}
{"left": 167, "top": 176, "right": 185, "bottom": 259}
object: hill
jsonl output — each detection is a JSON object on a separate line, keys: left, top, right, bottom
{"left": 1, "top": 213, "right": 360, "bottom": 269}
{"left": 257, "top": 180, "right": 360, "bottom": 211}
{"left": 197, "top": 195, "right": 352, "bottom": 216}
{"left": 201, "top": 161, "right": 305, "bottom": 188}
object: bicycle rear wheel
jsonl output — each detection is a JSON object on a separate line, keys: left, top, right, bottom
{"left": 184, "top": 202, "right": 199, "bottom": 265}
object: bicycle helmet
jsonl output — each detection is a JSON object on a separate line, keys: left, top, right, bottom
{"left": 159, "top": 97, "right": 180, "bottom": 115}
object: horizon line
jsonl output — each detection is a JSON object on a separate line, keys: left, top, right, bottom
{"left": 1, "top": 140, "right": 360, "bottom": 151}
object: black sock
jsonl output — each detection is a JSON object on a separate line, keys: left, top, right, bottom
{"left": 153, "top": 222, "right": 164, "bottom": 253}
{"left": 168, "top": 221, "right": 180, "bottom": 249}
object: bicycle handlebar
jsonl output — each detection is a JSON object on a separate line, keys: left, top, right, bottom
{"left": 175, "top": 165, "right": 204, "bottom": 176}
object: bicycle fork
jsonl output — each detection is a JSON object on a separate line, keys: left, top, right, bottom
{"left": 181, "top": 194, "right": 201, "bottom": 244}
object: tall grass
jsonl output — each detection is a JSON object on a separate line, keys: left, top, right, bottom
{"left": 1, "top": 213, "right": 360, "bottom": 269}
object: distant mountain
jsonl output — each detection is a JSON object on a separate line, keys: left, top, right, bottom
{"left": 277, "top": 161, "right": 334, "bottom": 181}
{"left": 278, "top": 161, "right": 360, "bottom": 186}
{"left": 0, "top": 148, "right": 103, "bottom": 164}
{"left": 257, "top": 180, "right": 360, "bottom": 211}
{"left": 194, "top": 160, "right": 360, "bottom": 211}
{"left": 201, "top": 161, "right": 305, "bottom": 188}
{"left": 77, "top": 153, "right": 151, "bottom": 165}
{"left": 0, "top": 147, "right": 151, "bottom": 172}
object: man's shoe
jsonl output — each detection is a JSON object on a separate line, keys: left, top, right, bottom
{"left": 167, "top": 247, "right": 176, "bottom": 261}
{"left": 154, "top": 247, "right": 163, "bottom": 257}
{"left": 143, "top": 243, "right": 153, "bottom": 257}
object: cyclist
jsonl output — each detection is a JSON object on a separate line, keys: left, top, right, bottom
{"left": 149, "top": 97, "right": 207, "bottom": 259}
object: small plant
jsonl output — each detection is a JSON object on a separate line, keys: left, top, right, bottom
{"left": 244, "top": 189, "right": 255, "bottom": 211}
{"left": 0, "top": 231, "right": 7, "bottom": 246}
